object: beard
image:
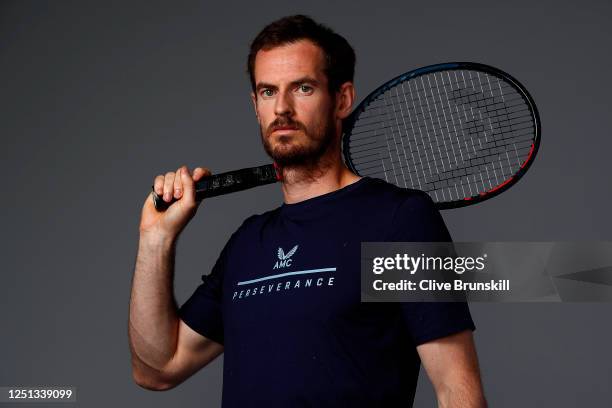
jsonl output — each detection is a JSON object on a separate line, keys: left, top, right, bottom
{"left": 260, "top": 109, "right": 336, "bottom": 168}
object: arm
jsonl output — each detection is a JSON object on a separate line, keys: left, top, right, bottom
{"left": 128, "top": 166, "right": 223, "bottom": 390}
{"left": 417, "top": 329, "right": 487, "bottom": 408}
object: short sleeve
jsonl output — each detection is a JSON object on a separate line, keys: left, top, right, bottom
{"left": 387, "top": 190, "right": 452, "bottom": 242}
{"left": 390, "top": 191, "right": 476, "bottom": 346}
{"left": 178, "top": 240, "right": 231, "bottom": 345}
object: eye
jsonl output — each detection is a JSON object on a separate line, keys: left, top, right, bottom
{"left": 298, "top": 84, "right": 313, "bottom": 94}
{"left": 260, "top": 89, "right": 275, "bottom": 97}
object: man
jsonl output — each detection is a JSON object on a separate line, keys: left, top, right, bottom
{"left": 129, "top": 15, "right": 486, "bottom": 407}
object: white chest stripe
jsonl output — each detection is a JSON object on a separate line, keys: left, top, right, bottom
{"left": 237, "top": 267, "right": 336, "bottom": 286}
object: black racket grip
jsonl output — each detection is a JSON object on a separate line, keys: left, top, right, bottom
{"left": 152, "top": 164, "right": 279, "bottom": 211}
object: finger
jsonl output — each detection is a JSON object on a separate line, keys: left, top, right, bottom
{"left": 192, "top": 167, "right": 211, "bottom": 181}
{"left": 163, "top": 171, "right": 175, "bottom": 202}
{"left": 154, "top": 175, "right": 165, "bottom": 196}
{"left": 181, "top": 165, "right": 196, "bottom": 206}
{"left": 173, "top": 166, "right": 184, "bottom": 199}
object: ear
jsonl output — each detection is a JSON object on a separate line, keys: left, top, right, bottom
{"left": 250, "top": 92, "right": 259, "bottom": 120}
{"left": 335, "top": 82, "right": 355, "bottom": 120}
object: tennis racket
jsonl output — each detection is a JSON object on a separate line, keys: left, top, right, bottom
{"left": 152, "top": 62, "right": 540, "bottom": 211}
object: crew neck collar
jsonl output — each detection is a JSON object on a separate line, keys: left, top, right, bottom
{"left": 279, "top": 177, "right": 372, "bottom": 216}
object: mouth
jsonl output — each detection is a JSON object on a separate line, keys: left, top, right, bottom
{"left": 272, "top": 126, "right": 299, "bottom": 133}
{"left": 269, "top": 127, "right": 301, "bottom": 139}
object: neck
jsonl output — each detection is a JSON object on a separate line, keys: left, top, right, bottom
{"left": 279, "top": 150, "right": 361, "bottom": 204}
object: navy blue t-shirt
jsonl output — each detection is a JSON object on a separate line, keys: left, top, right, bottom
{"left": 179, "top": 177, "right": 475, "bottom": 407}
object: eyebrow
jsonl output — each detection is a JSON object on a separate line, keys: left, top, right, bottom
{"left": 255, "top": 76, "right": 321, "bottom": 92}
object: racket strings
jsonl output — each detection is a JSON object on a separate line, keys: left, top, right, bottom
{"left": 355, "top": 79, "right": 519, "bottom": 121}
{"left": 367, "top": 90, "right": 526, "bottom": 173}
{"left": 347, "top": 69, "right": 535, "bottom": 202}
{"left": 354, "top": 139, "right": 533, "bottom": 174}
{"left": 349, "top": 97, "right": 528, "bottom": 139}
{"left": 360, "top": 145, "right": 531, "bottom": 186}
{"left": 349, "top": 119, "right": 535, "bottom": 153}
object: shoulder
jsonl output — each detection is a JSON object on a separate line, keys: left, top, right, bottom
{"left": 361, "top": 179, "right": 450, "bottom": 241}
{"left": 359, "top": 177, "right": 437, "bottom": 211}
{"left": 223, "top": 206, "right": 282, "bottom": 244}
{"left": 237, "top": 207, "right": 281, "bottom": 231}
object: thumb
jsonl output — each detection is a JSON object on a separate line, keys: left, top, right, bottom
{"left": 192, "top": 166, "right": 211, "bottom": 181}
{"left": 180, "top": 166, "right": 196, "bottom": 206}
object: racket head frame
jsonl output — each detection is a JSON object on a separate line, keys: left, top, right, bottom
{"left": 342, "top": 62, "right": 541, "bottom": 210}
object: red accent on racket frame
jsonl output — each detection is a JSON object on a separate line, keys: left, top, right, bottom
{"left": 481, "top": 176, "right": 515, "bottom": 196}
{"left": 520, "top": 143, "right": 535, "bottom": 169}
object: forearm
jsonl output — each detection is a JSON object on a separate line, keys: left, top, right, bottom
{"left": 436, "top": 377, "right": 487, "bottom": 408}
{"left": 129, "top": 232, "right": 180, "bottom": 371}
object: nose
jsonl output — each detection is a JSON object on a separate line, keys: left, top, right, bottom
{"left": 274, "top": 89, "right": 294, "bottom": 117}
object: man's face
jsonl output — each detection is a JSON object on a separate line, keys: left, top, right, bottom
{"left": 251, "top": 40, "right": 337, "bottom": 167}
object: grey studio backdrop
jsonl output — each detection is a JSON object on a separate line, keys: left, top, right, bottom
{"left": 1, "top": 1, "right": 611, "bottom": 407}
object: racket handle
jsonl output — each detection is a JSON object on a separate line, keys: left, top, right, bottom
{"left": 152, "top": 164, "right": 280, "bottom": 211}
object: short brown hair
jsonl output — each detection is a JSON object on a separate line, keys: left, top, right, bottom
{"left": 247, "top": 15, "right": 356, "bottom": 93}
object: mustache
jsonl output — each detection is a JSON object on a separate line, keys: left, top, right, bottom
{"left": 266, "top": 117, "right": 306, "bottom": 135}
